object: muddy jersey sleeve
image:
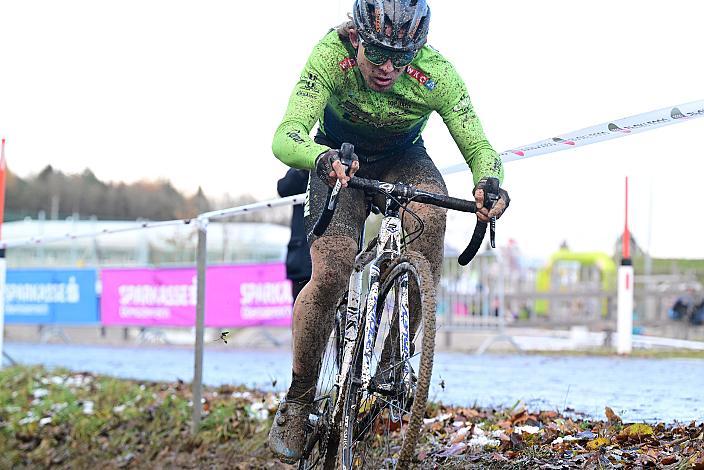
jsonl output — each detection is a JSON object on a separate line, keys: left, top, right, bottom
{"left": 429, "top": 59, "right": 504, "bottom": 186}
{"left": 272, "top": 37, "right": 341, "bottom": 170}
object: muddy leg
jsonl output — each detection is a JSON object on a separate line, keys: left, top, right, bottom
{"left": 287, "top": 235, "right": 357, "bottom": 403}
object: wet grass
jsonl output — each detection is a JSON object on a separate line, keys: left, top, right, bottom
{"left": 0, "top": 365, "right": 285, "bottom": 469}
{"left": 1, "top": 365, "right": 702, "bottom": 469}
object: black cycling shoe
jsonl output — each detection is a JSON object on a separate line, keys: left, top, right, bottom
{"left": 267, "top": 399, "right": 312, "bottom": 464}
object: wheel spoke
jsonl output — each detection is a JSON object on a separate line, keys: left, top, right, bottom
{"left": 300, "top": 301, "right": 345, "bottom": 469}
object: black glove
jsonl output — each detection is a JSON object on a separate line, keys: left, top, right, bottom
{"left": 315, "top": 148, "right": 359, "bottom": 188}
{"left": 473, "top": 177, "right": 510, "bottom": 221}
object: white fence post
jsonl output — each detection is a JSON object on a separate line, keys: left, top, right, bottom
{"left": 191, "top": 218, "right": 208, "bottom": 434}
{"left": 617, "top": 263, "right": 634, "bottom": 354}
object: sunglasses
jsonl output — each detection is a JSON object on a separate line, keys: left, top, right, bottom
{"left": 360, "top": 40, "right": 416, "bottom": 68}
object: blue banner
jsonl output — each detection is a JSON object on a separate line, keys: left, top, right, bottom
{"left": 4, "top": 269, "right": 99, "bottom": 325}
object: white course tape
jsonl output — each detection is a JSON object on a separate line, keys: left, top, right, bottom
{"left": 1, "top": 101, "right": 702, "bottom": 249}
{"left": 442, "top": 99, "right": 704, "bottom": 175}
{"left": 0, "top": 195, "right": 306, "bottom": 249}
{"left": 0, "top": 219, "right": 192, "bottom": 250}
{"left": 198, "top": 194, "right": 305, "bottom": 221}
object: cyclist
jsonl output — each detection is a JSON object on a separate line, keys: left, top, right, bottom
{"left": 268, "top": 0, "right": 510, "bottom": 463}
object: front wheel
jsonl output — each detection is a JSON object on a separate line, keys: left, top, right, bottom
{"left": 299, "top": 298, "right": 345, "bottom": 470}
{"left": 340, "top": 251, "right": 437, "bottom": 469}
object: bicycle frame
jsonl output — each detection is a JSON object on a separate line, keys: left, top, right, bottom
{"left": 332, "top": 199, "right": 411, "bottom": 422}
{"left": 301, "top": 162, "right": 498, "bottom": 467}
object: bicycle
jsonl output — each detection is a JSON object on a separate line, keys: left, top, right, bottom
{"left": 298, "top": 143, "right": 501, "bottom": 469}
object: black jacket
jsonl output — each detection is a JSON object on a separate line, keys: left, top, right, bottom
{"left": 277, "top": 169, "right": 312, "bottom": 282}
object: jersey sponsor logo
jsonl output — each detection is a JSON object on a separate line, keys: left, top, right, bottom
{"left": 339, "top": 57, "right": 357, "bottom": 71}
{"left": 405, "top": 65, "right": 436, "bottom": 91}
{"left": 286, "top": 131, "right": 306, "bottom": 144}
{"left": 492, "top": 156, "right": 502, "bottom": 173}
{"left": 339, "top": 100, "right": 406, "bottom": 128}
{"left": 303, "top": 73, "right": 318, "bottom": 91}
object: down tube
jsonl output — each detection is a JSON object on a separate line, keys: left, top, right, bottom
{"left": 361, "top": 263, "right": 381, "bottom": 389}
{"left": 397, "top": 271, "right": 412, "bottom": 387}
{"left": 337, "top": 267, "right": 364, "bottom": 390}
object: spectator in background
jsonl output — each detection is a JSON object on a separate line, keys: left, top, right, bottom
{"left": 277, "top": 169, "right": 312, "bottom": 301}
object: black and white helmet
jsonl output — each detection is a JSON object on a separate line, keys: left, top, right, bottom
{"left": 352, "top": 0, "right": 431, "bottom": 52}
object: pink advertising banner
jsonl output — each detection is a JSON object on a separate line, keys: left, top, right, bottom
{"left": 100, "top": 264, "right": 292, "bottom": 327}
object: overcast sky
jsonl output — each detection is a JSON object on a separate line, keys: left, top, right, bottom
{"left": 1, "top": 0, "right": 702, "bottom": 259}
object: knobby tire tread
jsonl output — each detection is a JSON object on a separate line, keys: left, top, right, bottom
{"left": 339, "top": 251, "right": 436, "bottom": 469}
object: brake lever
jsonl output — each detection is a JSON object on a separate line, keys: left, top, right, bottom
{"left": 339, "top": 142, "right": 354, "bottom": 176}
{"left": 483, "top": 178, "right": 500, "bottom": 249}
{"left": 311, "top": 143, "right": 356, "bottom": 238}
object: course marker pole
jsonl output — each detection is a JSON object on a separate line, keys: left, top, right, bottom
{"left": 617, "top": 177, "right": 634, "bottom": 354}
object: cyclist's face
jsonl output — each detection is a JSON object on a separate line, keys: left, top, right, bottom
{"left": 350, "top": 30, "right": 406, "bottom": 93}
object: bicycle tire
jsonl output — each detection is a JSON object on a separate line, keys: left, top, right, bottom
{"left": 339, "top": 251, "right": 436, "bottom": 469}
{"left": 299, "top": 298, "right": 345, "bottom": 470}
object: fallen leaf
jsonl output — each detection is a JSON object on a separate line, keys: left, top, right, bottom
{"left": 509, "top": 432, "right": 524, "bottom": 449}
{"left": 540, "top": 410, "right": 559, "bottom": 421}
{"left": 605, "top": 406, "right": 621, "bottom": 424}
{"left": 423, "top": 413, "right": 452, "bottom": 425}
{"left": 693, "top": 452, "right": 704, "bottom": 470}
{"left": 586, "top": 437, "right": 610, "bottom": 450}
{"left": 619, "top": 423, "right": 654, "bottom": 441}
{"left": 436, "top": 442, "right": 467, "bottom": 457}
{"left": 460, "top": 409, "right": 481, "bottom": 419}
{"left": 429, "top": 421, "right": 444, "bottom": 432}
{"left": 511, "top": 410, "right": 529, "bottom": 425}
{"left": 450, "top": 426, "right": 471, "bottom": 444}
{"left": 576, "top": 430, "right": 596, "bottom": 440}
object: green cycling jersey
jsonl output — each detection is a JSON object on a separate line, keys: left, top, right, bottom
{"left": 272, "top": 28, "right": 503, "bottom": 185}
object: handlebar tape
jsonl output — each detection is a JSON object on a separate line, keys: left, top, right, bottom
{"left": 458, "top": 220, "right": 488, "bottom": 266}
{"left": 312, "top": 143, "right": 355, "bottom": 237}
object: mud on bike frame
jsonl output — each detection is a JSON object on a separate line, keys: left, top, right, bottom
{"left": 299, "top": 142, "right": 501, "bottom": 469}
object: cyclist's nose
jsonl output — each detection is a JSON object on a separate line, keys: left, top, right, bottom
{"left": 379, "top": 59, "right": 395, "bottom": 73}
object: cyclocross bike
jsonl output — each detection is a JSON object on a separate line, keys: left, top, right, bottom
{"left": 298, "top": 143, "right": 501, "bottom": 470}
